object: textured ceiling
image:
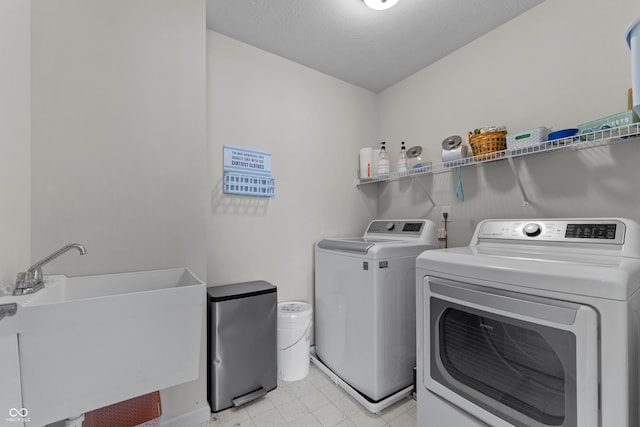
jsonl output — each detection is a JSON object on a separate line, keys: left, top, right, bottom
{"left": 206, "top": 0, "right": 544, "bottom": 93}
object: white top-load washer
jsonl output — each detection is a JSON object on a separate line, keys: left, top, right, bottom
{"left": 314, "top": 219, "right": 438, "bottom": 412}
{"left": 416, "top": 218, "right": 640, "bottom": 427}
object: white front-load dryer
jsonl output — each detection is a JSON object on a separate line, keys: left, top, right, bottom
{"left": 416, "top": 218, "right": 640, "bottom": 427}
{"left": 314, "top": 219, "right": 438, "bottom": 411}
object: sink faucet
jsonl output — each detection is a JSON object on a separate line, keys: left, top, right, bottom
{"left": 13, "top": 243, "right": 87, "bottom": 295}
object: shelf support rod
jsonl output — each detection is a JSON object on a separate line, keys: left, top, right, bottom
{"left": 414, "top": 177, "right": 437, "bottom": 208}
{"left": 507, "top": 157, "right": 529, "bottom": 207}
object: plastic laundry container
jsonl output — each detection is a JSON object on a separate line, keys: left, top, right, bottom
{"left": 277, "top": 301, "right": 313, "bottom": 381}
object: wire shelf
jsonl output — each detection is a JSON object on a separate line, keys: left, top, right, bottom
{"left": 356, "top": 122, "right": 640, "bottom": 185}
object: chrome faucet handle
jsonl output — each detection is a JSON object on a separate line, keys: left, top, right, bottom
{"left": 13, "top": 243, "right": 86, "bottom": 296}
{"left": 31, "top": 267, "right": 43, "bottom": 284}
{"left": 15, "top": 271, "right": 27, "bottom": 288}
{"left": 14, "top": 271, "right": 39, "bottom": 295}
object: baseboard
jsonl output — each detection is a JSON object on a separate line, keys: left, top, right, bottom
{"left": 159, "top": 404, "right": 210, "bottom": 427}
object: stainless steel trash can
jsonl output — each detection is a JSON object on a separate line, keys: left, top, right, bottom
{"left": 207, "top": 281, "right": 277, "bottom": 413}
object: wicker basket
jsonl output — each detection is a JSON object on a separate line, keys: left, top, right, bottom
{"left": 468, "top": 131, "right": 507, "bottom": 160}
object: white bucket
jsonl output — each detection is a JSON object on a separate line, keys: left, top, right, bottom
{"left": 277, "top": 301, "right": 313, "bottom": 382}
{"left": 626, "top": 17, "right": 640, "bottom": 115}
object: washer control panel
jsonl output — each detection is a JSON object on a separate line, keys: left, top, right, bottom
{"left": 477, "top": 219, "right": 625, "bottom": 244}
{"left": 366, "top": 220, "right": 425, "bottom": 236}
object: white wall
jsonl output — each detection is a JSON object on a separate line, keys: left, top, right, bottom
{"left": 30, "top": 0, "right": 208, "bottom": 422}
{"left": 376, "top": 0, "right": 640, "bottom": 247}
{"left": 0, "top": 1, "right": 30, "bottom": 422}
{"left": 0, "top": 0, "right": 31, "bottom": 293}
{"left": 19, "top": 0, "right": 640, "bottom": 423}
{"left": 206, "top": 32, "right": 378, "bottom": 304}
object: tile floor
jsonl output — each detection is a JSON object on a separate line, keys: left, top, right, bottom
{"left": 199, "top": 363, "right": 417, "bottom": 427}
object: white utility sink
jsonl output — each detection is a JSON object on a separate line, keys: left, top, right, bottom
{"left": 0, "top": 293, "right": 23, "bottom": 427}
{"left": 13, "top": 268, "right": 205, "bottom": 426}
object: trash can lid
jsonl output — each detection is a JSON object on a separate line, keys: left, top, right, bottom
{"left": 278, "top": 301, "right": 312, "bottom": 319}
{"left": 207, "top": 281, "right": 276, "bottom": 302}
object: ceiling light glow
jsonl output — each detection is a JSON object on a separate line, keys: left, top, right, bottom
{"left": 363, "top": 0, "right": 399, "bottom": 11}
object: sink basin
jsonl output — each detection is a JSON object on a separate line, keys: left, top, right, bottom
{"left": 15, "top": 268, "right": 205, "bottom": 426}
{"left": 23, "top": 268, "right": 202, "bottom": 306}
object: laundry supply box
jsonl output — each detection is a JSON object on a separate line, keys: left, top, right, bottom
{"left": 506, "top": 127, "right": 550, "bottom": 151}
{"left": 577, "top": 110, "right": 639, "bottom": 135}
{"left": 206, "top": 281, "right": 277, "bottom": 412}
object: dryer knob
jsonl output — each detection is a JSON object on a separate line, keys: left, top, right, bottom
{"left": 523, "top": 223, "right": 542, "bottom": 237}
{"left": 386, "top": 222, "right": 395, "bottom": 231}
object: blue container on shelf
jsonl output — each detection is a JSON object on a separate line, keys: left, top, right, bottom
{"left": 548, "top": 128, "right": 578, "bottom": 141}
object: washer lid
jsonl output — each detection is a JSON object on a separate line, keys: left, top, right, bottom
{"left": 317, "top": 238, "right": 375, "bottom": 253}
{"left": 316, "top": 219, "right": 439, "bottom": 255}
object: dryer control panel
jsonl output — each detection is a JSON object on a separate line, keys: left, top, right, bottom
{"left": 475, "top": 219, "right": 626, "bottom": 245}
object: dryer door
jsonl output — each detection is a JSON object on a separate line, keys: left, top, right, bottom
{"left": 423, "top": 277, "right": 598, "bottom": 427}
